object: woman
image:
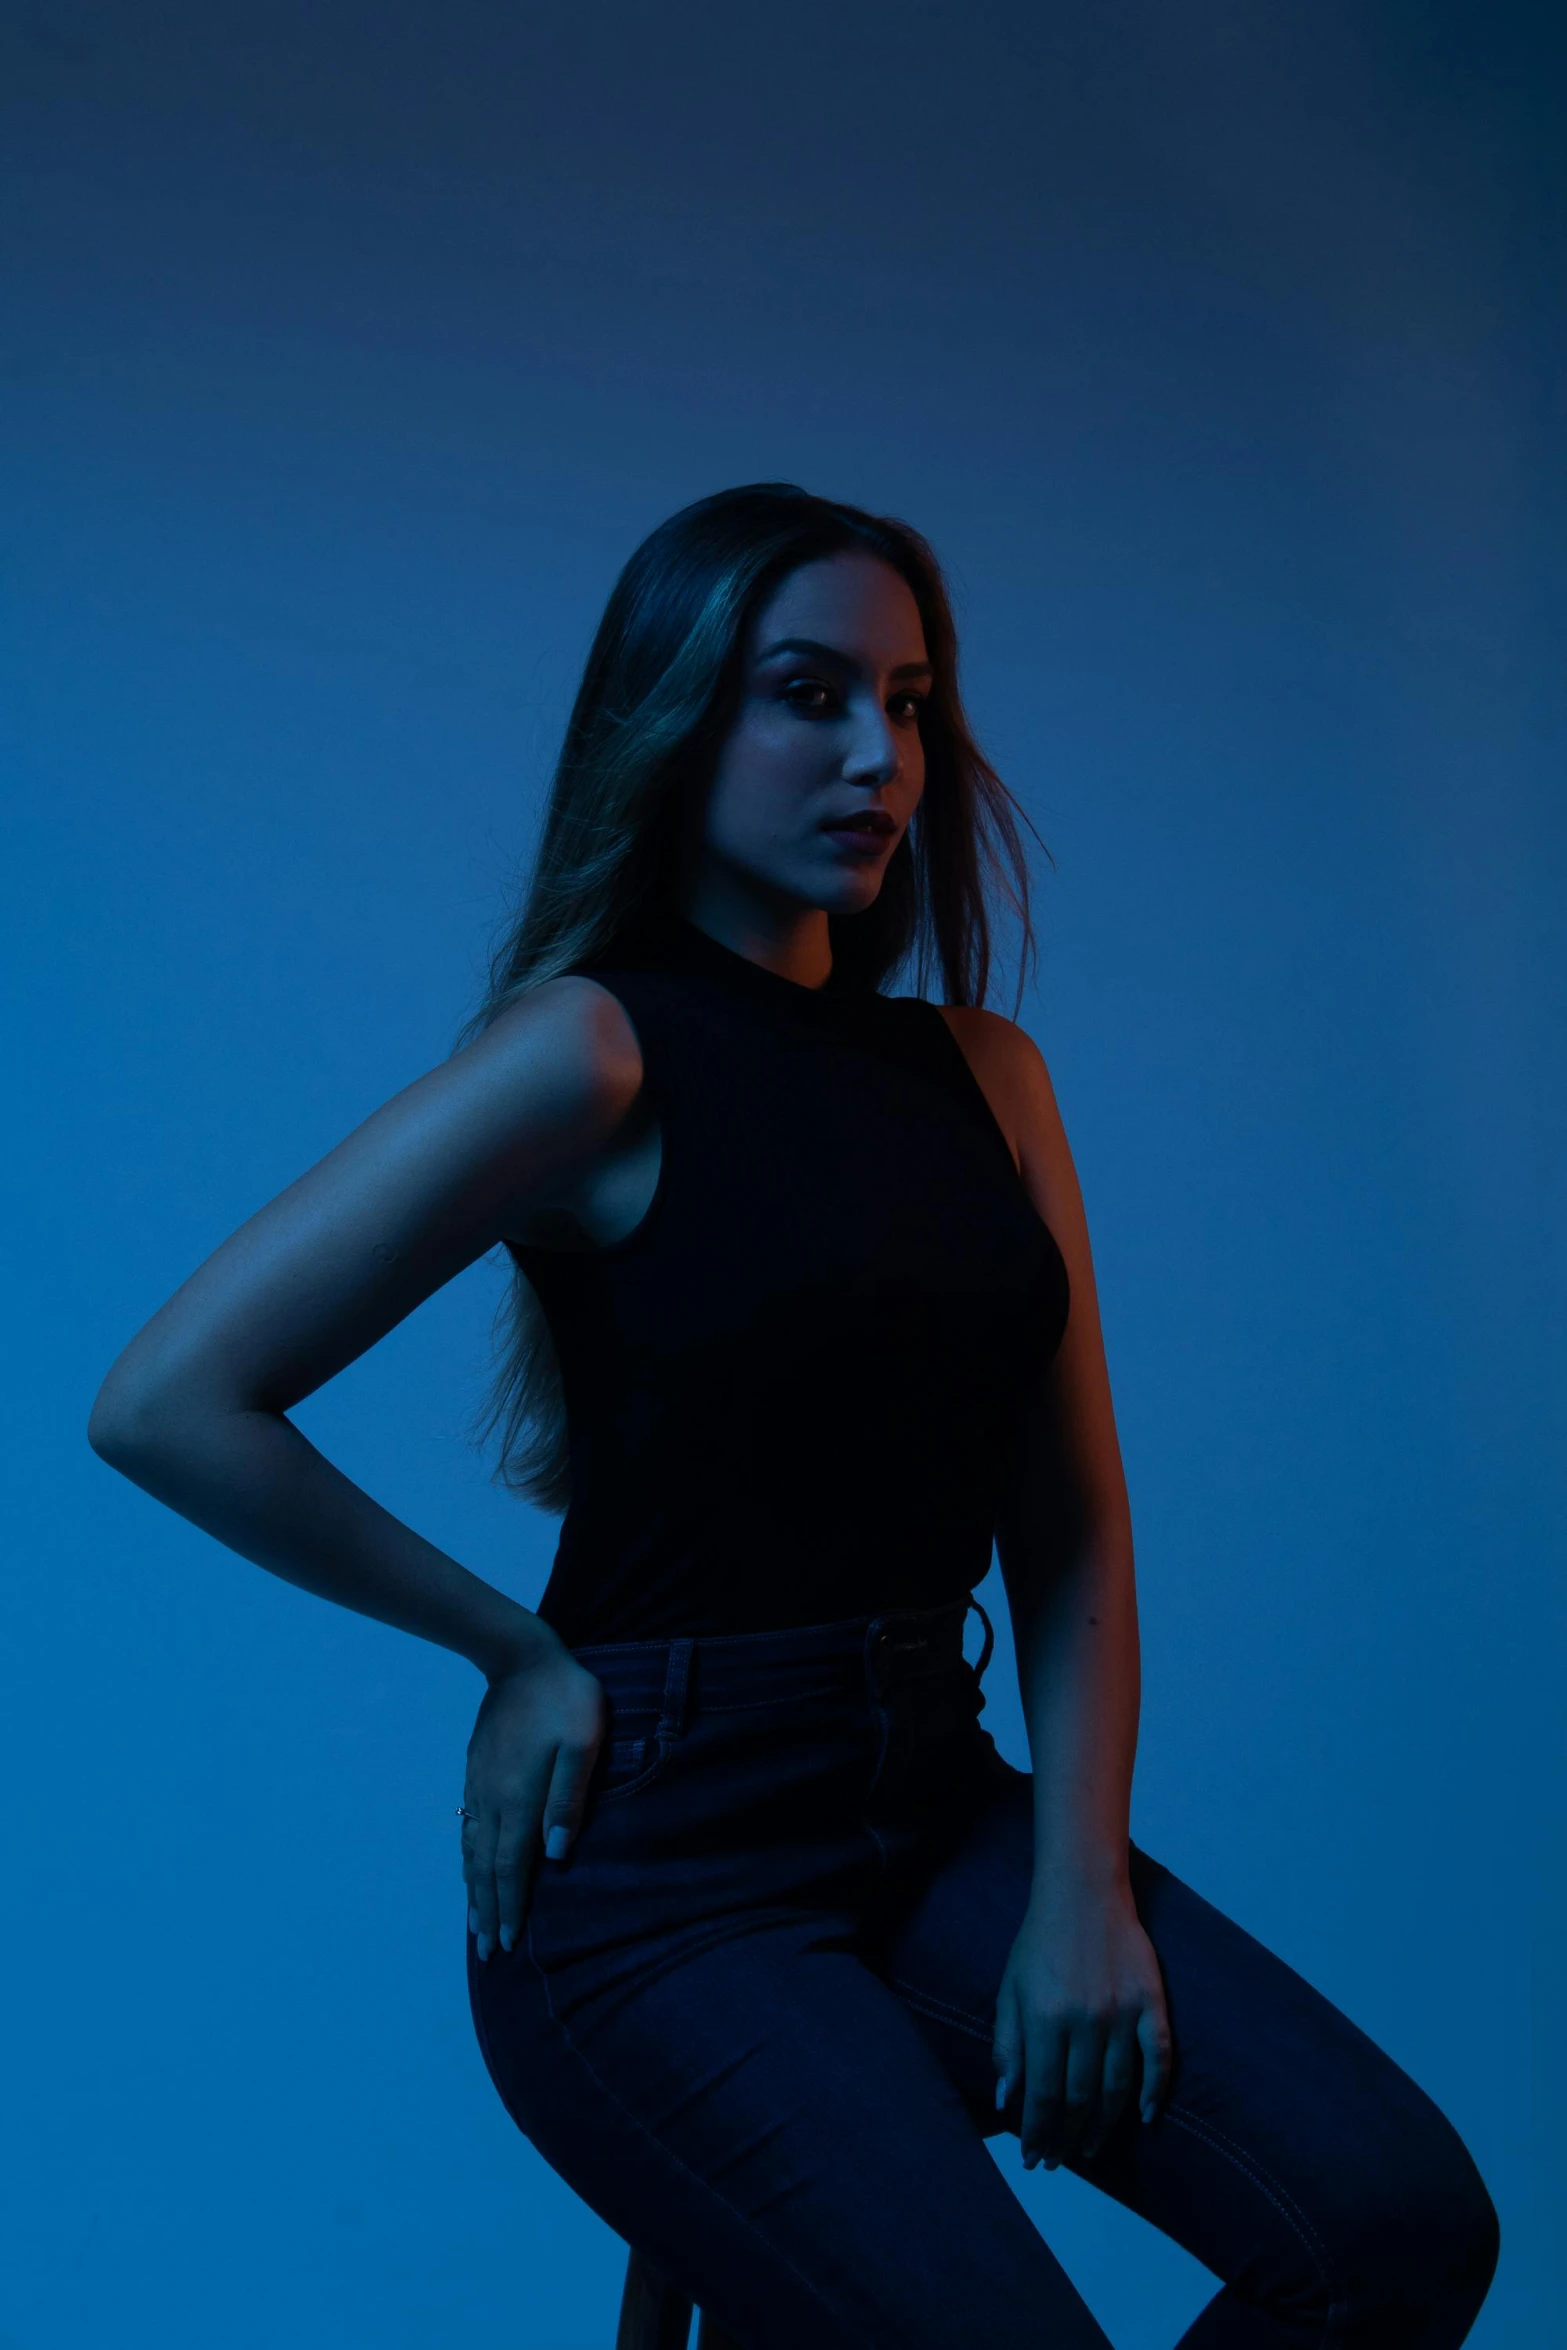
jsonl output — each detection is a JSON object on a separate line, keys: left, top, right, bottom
{"left": 90, "top": 485, "right": 1498, "bottom": 2348}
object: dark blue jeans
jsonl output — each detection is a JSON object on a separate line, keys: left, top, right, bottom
{"left": 467, "top": 1600, "right": 1498, "bottom": 2348}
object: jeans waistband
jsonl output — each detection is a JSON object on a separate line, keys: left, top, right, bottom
{"left": 569, "top": 1596, "right": 995, "bottom": 1727}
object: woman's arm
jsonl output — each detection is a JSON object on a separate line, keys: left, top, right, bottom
{"left": 88, "top": 974, "right": 645, "bottom": 1951}
{"left": 941, "top": 1009, "right": 1173, "bottom": 2168}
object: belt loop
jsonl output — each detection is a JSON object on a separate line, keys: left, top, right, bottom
{"left": 965, "top": 1597, "right": 995, "bottom": 1684}
{"left": 658, "top": 1637, "right": 694, "bottom": 1740}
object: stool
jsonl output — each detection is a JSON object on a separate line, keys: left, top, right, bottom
{"left": 617, "top": 2245, "right": 744, "bottom": 2349}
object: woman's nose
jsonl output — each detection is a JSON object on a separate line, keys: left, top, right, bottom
{"left": 842, "top": 708, "right": 901, "bottom": 784}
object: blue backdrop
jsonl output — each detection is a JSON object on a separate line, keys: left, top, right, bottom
{"left": 3, "top": 5, "right": 1560, "bottom": 2345}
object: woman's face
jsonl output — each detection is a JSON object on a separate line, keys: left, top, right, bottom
{"left": 689, "top": 551, "right": 931, "bottom": 920}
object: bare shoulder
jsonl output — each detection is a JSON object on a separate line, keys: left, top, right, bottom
{"left": 935, "top": 1004, "right": 1060, "bottom": 1168}
{"left": 935, "top": 1005, "right": 1099, "bottom": 1339}
{"left": 473, "top": 973, "right": 646, "bottom": 1131}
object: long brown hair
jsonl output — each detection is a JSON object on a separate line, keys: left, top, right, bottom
{"left": 462, "top": 482, "right": 1046, "bottom": 1509}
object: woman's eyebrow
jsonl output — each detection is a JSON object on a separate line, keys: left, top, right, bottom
{"left": 756, "top": 635, "right": 933, "bottom": 681}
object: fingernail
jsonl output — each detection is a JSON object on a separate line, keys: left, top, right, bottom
{"left": 476, "top": 1933, "right": 493, "bottom": 1962}
{"left": 499, "top": 1926, "right": 514, "bottom": 1954}
{"left": 545, "top": 1825, "right": 571, "bottom": 1861}
{"left": 994, "top": 2076, "right": 1009, "bottom": 2111}
{"left": 468, "top": 1906, "right": 479, "bottom": 1935}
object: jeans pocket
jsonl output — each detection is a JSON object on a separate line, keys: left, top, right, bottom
{"left": 592, "top": 1729, "right": 676, "bottom": 1806}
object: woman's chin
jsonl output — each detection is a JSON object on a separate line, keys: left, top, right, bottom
{"left": 806, "top": 864, "right": 888, "bottom": 917}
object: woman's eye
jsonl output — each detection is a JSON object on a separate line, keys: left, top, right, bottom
{"left": 781, "top": 680, "right": 928, "bottom": 722}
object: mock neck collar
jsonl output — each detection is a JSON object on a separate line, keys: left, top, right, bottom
{"left": 645, "top": 910, "right": 869, "bottom": 1011}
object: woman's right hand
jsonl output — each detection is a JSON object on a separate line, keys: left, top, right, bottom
{"left": 461, "top": 1636, "right": 607, "bottom": 1960}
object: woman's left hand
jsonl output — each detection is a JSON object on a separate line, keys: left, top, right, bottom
{"left": 992, "top": 1870, "right": 1173, "bottom": 2170}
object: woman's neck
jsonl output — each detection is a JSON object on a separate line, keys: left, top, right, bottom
{"left": 674, "top": 877, "right": 833, "bottom": 991}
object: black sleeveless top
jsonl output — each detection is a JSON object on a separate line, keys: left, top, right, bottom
{"left": 518, "top": 912, "right": 1070, "bottom": 1645}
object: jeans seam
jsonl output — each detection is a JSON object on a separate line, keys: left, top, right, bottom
{"left": 521, "top": 1921, "right": 867, "bottom": 2345}
{"left": 860, "top": 1701, "right": 892, "bottom": 1876}
{"left": 887, "top": 1976, "right": 994, "bottom": 2043}
{"left": 1163, "top": 2102, "right": 1348, "bottom": 2335}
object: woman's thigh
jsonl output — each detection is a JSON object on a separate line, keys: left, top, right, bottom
{"left": 880, "top": 1759, "right": 1500, "bottom": 2348}
{"left": 470, "top": 1904, "right": 1114, "bottom": 2350}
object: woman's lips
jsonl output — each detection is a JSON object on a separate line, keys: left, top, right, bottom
{"left": 821, "top": 820, "right": 894, "bottom": 858}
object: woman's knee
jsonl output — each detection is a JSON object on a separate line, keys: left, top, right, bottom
{"left": 1341, "top": 2098, "right": 1499, "bottom": 2341}
{"left": 1426, "top": 2134, "right": 1501, "bottom": 2336}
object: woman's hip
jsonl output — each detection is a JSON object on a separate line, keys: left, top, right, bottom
{"left": 520, "top": 1595, "right": 1005, "bottom": 1977}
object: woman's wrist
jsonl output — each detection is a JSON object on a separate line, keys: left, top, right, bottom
{"left": 1028, "top": 1839, "right": 1133, "bottom": 1902}
{"left": 462, "top": 1600, "right": 562, "bottom": 1685}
